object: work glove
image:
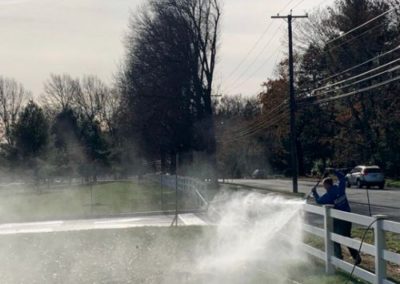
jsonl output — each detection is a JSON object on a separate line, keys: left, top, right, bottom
{"left": 311, "top": 186, "right": 317, "bottom": 193}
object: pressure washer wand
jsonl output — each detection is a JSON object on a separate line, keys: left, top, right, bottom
{"left": 305, "top": 170, "right": 329, "bottom": 201}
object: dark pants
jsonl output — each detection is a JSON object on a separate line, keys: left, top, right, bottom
{"left": 333, "top": 219, "right": 360, "bottom": 260}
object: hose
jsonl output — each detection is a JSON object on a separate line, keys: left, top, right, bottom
{"left": 307, "top": 169, "right": 378, "bottom": 282}
{"left": 346, "top": 219, "right": 378, "bottom": 283}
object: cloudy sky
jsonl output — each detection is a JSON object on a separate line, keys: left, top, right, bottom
{"left": 0, "top": 0, "right": 333, "bottom": 97}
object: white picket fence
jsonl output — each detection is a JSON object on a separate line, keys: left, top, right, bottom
{"left": 302, "top": 204, "right": 400, "bottom": 284}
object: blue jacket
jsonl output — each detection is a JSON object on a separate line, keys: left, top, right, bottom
{"left": 312, "top": 170, "right": 351, "bottom": 212}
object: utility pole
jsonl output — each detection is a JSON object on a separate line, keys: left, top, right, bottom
{"left": 272, "top": 12, "right": 308, "bottom": 194}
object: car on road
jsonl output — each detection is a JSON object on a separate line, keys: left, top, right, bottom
{"left": 345, "top": 165, "right": 385, "bottom": 189}
{"left": 252, "top": 169, "right": 266, "bottom": 179}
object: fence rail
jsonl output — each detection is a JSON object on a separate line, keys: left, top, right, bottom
{"left": 303, "top": 203, "right": 400, "bottom": 284}
{"left": 145, "top": 174, "right": 209, "bottom": 209}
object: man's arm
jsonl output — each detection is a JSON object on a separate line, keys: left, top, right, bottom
{"left": 334, "top": 170, "right": 346, "bottom": 192}
{"left": 312, "top": 189, "right": 334, "bottom": 205}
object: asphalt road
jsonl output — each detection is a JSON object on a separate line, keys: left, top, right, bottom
{"left": 222, "top": 179, "right": 400, "bottom": 221}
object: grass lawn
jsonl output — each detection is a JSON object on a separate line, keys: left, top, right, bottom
{"left": 0, "top": 226, "right": 365, "bottom": 284}
{"left": 387, "top": 179, "right": 400, "bottom": 189}
{"left": 0, "top": 181, "right": 167, "bottom": 223}
{"left": 304, "top": 227, "right": 400, "bottom": 283}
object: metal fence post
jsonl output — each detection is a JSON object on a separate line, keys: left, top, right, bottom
{"left": 374, "top": 215, "right": 387, "bottom": 284}
{"left": 324, "top": 205, "right": 334, "bottom": 274}
{"left": 160, "top": 174, "right": 163, "bottom": 210}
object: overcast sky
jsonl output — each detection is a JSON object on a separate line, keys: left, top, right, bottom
{"left": 0, "top": 0, "right": 333, "bottom": 97}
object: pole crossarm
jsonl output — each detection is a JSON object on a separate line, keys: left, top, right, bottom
{"left": 271, "top": 15, "right": 308, "bottom": 19}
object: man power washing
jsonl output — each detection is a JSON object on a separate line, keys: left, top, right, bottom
{"left": 312, "top": 168, "right": 362, "bottom": 265}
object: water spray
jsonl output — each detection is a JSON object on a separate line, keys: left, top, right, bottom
{"left": 199, "top": 192, "right": 307, "bottom": 278}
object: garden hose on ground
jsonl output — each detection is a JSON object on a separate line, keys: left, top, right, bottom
{"left": 346, "top": 218, "right": 378, "bottom": 283}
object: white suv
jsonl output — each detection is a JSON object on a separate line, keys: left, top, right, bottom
{"left": 345, "top": 165, "right": 385, "bottom": 189}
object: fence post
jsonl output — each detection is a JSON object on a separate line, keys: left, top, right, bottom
{"left": 324, "top": 205, "right": 334, "bottom": 274}
{"left": 374, "top": 215, "right": 387, "bottom": 284}
{"left": 160, "top": 174, "right": 163, "bottom": 210}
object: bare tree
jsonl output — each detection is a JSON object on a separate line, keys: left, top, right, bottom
{"left": 119, "top": 0, "right": 221, "bottom": 178}
{"left": 74, "top": 75, "right": 109, "bottom": 123}
{"left": 163, "top": 0, "right": 221, "bottom": 177}
{"left": 102, "top": 87, "right": 121, "bottom": 134}
{"left": 293, "top": 8, "right": 337, "bottom": 52}
{"left": 163, "top": 0, "right": 221, "bottom": 116}
{"left": 185, "top": 0, "right": 221, "bottom": 178}
{"left": 43, "top": 74, "right": 80, "bottom": 112}
{"left": 0, "top": 76, "right": 29, "bottom": 145}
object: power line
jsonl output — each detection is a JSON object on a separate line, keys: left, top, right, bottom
{"left": 226, "top": 45, "right": 283, "bottom": 94}
{"left": 230, "top": 111, "right": 289, "bottom": 142}
{"left": 310, "top": 57, "right": 400, "bottom": 94}
{"left": 315, "top": 64, "right": 400, "bottom": 97}
{"left": 326, "top": 7, "right": 397, "bottom": 45}
{"left": 224, "top": 24, "right": 285, "bottom": 94}
{"left": 232, "top": 103, "right": 288, "bottom": 137}
{"left": 224, "top": 23, "right": 277, "bottom": 82}
{"left": 224, "top": 0, "right": 311, "bottom": 94}
{"left": 295, "top": 16, "right": 399, "bottom": 94}
{"left": 225, "top": 2, "right": 396, "bottom": 100}
{"left": 220, "top": 110, "right": 289, "bottom": 144}
{"left": 217, "top": 99, "right": 289, "bottom": 139}
{"left": 317, "top": 45, "right": 400, "bottom": 84}
{"left": 299, "top": 20, "right": 392, "bottom": 77}
{"left": 221, "top": 100, "right": 289, "bottom": 137}
{"left": 224, "top": 0, "right": 302, "bottom": 83}
{"left": 220, "top": 3, "right": 400, "bottom": 147}
{"left": 291, "top": 0, "right": 307, "bottom": 11}
{"left": 301, "top": 75, "right": 400, "bottom": 106}
{"left": 327, "top": 21, "right": 387, "bottom": 53}
{"left": 278, "top": 0, "right": 300, "bottom": 14}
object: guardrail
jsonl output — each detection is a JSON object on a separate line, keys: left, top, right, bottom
{"left": 302, "top": 204, "right": 400, "bottom": 284}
